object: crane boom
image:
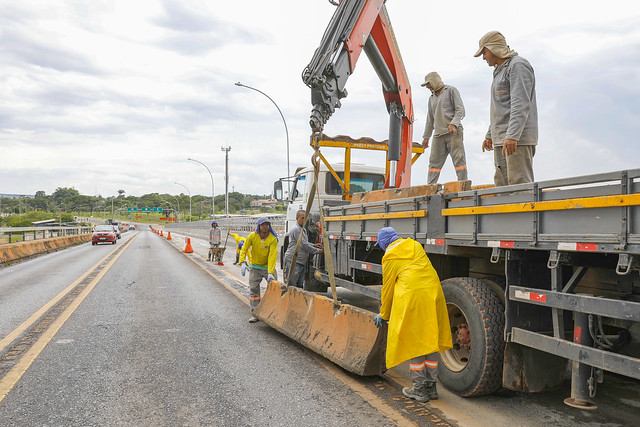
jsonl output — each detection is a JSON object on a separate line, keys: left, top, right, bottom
{"left": 303, "top": 0, "right": 414, "bottom": 188}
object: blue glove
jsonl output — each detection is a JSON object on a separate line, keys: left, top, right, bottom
{"left": 373, "top": 314, "right": 383, "bottom": 328}
{"left": 267, "top": 274, "right": 276, "bottom": 283}
{"left": 240, "top": 262, "right": 248, "bottom": 276}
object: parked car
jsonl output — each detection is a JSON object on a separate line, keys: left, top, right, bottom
{"left": 92, "top": 225, "right": 117, "bottom": 245}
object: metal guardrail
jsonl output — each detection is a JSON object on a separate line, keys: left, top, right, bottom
{"left": 165, "top": 215, "right": 286, "bottom": 240}
{"left": 0, "top": 227, "right": 93, "bottom": 244}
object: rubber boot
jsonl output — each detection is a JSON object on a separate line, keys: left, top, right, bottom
{"left": 425, "top": 382, "right": 438, "bottom": 400}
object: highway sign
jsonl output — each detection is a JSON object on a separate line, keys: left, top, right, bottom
{"left": 153, "top": 207, "right": 163, "bottom": 212}
{"left": 127, "top": 207, "right": 138, "bottom": 212}
{"left": 140, "top": 207, "right": 152, "bottom": 212}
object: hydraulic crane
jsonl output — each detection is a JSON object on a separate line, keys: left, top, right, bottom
{"left": 302, "top": 0, "right": 414, "bottom": 188}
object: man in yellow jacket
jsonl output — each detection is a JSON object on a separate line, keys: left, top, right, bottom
{"left": 229, "top": 232, "right": 248, "bottom": 265}
{"left": 239, "top": 217, "right": 278, "bottom": 323}
{"left": 374, "top": 227, "right": 452, "bottom": 403}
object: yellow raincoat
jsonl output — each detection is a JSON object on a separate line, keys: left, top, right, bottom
{"left": 230, "top": 232, "right": 252, "bottom": 263}
{"left": 380, "top": 238, "right": 452, "bottom": 368}
{"left": 239, "top": 232, "right": 277, "bottom": 274}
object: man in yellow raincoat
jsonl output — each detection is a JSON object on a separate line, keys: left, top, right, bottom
{"left": 374, "top": 227, "right": 452, "bottom": 403}
{"left": 229, "top": 232, "right": 249, "bottom": 265}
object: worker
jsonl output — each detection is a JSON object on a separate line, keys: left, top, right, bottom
{"left": 284, "top": 210, "right": 323, "bottom": 288}
{"left": 421, "top": 72, "right": 468, "bottom": 184}
{"left": 475, "top": 30, "right": 538, "bottom": 186}
{"left": 239, "top": 217, "right": 278, "bottom": 323}
{"left": 373, "top": 227, "right": 452, "bottom": 403}
{"left": 229, "top": 232, "right": 248, "bottom": 265}
{"left": 208, "top": 220, "right": 221, "bottom": 262}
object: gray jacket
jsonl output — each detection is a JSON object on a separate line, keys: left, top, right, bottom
{"left": 209, "top": 227, "right": 221, "bottom": 245}
{"left": 486, "top": 54, "right": 538, "bottom": 146}
{"left": 284, "top": 222, "right": 319, "bottom": 265}
{"left": 423, "top": 85, "right": 465, "bottom": 139}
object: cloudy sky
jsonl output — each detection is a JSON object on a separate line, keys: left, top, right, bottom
{"left": 1, "top": 0, "right": 639, "bottom": 198}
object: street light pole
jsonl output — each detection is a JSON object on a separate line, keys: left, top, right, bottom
{"left": 221, "top": 146, "right": 231, "bottom": 217}
{"left": 234, "top": 82, "right": 290, "bottom": 194}
{"left": 174, "top": 182, "right": 191, "bottom": 222}
{"left": 187, "top": 158, "right": 215, "bottom": 219}
{"left": 169, "top": 195, "right": 181, "bottom": 222}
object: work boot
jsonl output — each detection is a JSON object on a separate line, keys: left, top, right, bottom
{"left": 425, "top": 382, "right": 438, "bottom": 400}
{"left": 402, "top": 386, "right": 429, "bottom": 403}
{"left": 248, "top": 316, "right": 259, "bottom": 323}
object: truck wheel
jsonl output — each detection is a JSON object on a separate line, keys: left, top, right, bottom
{"left": 439, "top": 277, "right": 505, "bottom": 397}
{"left": 304, "top": 268, "right": 329, "bottom": 293}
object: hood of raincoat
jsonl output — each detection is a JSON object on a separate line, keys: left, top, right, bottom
{"left": 376, "top": 227, "right": 400, "bottom": 251}
{"left": 381, "top": 237, "right": 416, "bottom": 261}
{"left": 420, "top": 71, "right": 444, "bottom": 93}
{"left": 256, "top": 217, "right": 278, "bottom": 240}
{"left": 474, "top": 30, "right": 516, "bottom": 59}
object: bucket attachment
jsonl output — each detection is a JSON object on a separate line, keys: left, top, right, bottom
{"left": 253, "top": 281, "right": 386, "bottom": 376}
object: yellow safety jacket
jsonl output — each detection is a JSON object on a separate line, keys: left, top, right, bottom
{"left": 380, "top": 238, "right": 452, "bottom": 368}
{"left": 239, "top": 231, "right": 277, "bottom": 274}
{"left": 231, "top": 233, "right": 251, "bottom": 263}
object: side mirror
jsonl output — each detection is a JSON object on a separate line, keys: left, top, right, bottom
{"left": 273, "top": 180, "right": 283, "bottom": 202}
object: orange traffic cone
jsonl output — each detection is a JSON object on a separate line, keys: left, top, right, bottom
{"left": 167, "top": 231, "right": 172, "bottom": 240}
{"left": 160, "top": 230, "right": 164, "bottom": 236}
{"left": 183, "top": 237, "right": 194, "bottom": 253}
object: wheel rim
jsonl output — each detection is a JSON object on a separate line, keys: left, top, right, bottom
{"left": 441, "top": 302, "right": 472, "bottom": 373}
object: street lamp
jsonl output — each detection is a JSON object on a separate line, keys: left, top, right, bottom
{"left": 187, "top": 158, "right": 215, "bottom": 219}
{"left": 234, "top": 82, "right": 290, "bottom": 194}
{"left": 169, "top": 195, "right": 181, "bottom": 222}
{"left": 174, "top": 182, "right": 191, "bottom": 222}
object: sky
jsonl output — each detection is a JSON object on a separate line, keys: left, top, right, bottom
{"left": 1, "top": 0, "right": 639, "bottom": 198}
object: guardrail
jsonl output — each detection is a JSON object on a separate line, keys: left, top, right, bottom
{"left": 165, "top": 215, "right": 286, "bottom": 240}
{"left": 0, "top": 227, "right": 93, "bottom": 244}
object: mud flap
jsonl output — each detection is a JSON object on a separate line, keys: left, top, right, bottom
{"left": 253, "top": 281, "right": 386, "bottom": 376}
{"left": 503, "top": 342, "right": 568, "bottom": 392}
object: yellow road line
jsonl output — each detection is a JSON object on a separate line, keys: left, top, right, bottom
{"left": 0, "top": 233, "right": 138, "bottom": 403}
{"left": 0, "top": 238, "right": 130, "bottom": 354}
{"left": 325, "top": 210, "right": 426, "bottom": 222}
{"left": 442, "top": 193, "right": 640, "bottom": 216}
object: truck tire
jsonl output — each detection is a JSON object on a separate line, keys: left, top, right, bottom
{"left": 304, "top": 268, "right": 329, "bottom": 293}
{"left": 439, "top": 277, "right": 505, "bottom": 397}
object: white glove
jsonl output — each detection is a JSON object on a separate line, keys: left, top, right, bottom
{"left": 240, "top": 262, "right": 248, "bottom": 276}
{"left": 267, "top": 274, "right": 276, "bottom": 283}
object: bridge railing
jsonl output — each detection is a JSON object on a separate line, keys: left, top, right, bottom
{"left": 165, "top": 215, "right": 286, "bottom": 241}
{"left": 0, "top": 227, "right": 93, "bottom": 244}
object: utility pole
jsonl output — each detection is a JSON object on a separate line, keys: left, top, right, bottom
{"left": 221, "top": 146, "right": 231, "bottom": 217}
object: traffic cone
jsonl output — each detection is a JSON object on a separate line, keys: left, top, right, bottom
{"left": 160, "top": 230, "right": 164, "bottom": 236}
{"left": 167, "top": 231, "right": 172, "bottom": 240}
{"left": 183, "top": 237, "right": 194, "bottom": 253}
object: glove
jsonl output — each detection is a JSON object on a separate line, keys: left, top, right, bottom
{"left": 267, "top": 274, "right": 276, "bottom": 283}
{"left": 373, "top": 314, "right": 383, "bottom": 328}
{"left": 240, "top": 262, "right": 248, "bottom": 276}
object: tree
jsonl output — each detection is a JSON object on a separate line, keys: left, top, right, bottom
{"left": 52, "top": 187, "right": 80, "bottom": 204}
{"left": 35, "top": 190, "right": 46, "bottom": 198}
{"left": 117, "top": 189, "right": 126, "bottom": 198}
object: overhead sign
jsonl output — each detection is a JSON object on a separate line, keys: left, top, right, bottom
{"left": 153, "top": 207, "right": 163, "bottom": 212}
{"left": 127, "top": 207, "right": 137, "bottom": 212}
{"left": 140, "top": 207, "right": 162, "bottom": 212}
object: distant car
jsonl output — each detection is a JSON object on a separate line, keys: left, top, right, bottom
{"left": 92, "top": 225, "right": 117, "bottom": 245}
{"left": 129, "top": 225, "right": 136, "bottom": 230}
{"left": 112, "top": 225, "right": 122, "bottom": 239}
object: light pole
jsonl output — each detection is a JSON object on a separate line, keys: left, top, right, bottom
{"left": 174, "top": 182, "right": 191, "bottom": 222}
{"left": 187, "top": 158, "right": 215, "bottom": 219}
{"left": 234, "top": 82, "right": 290, "bottom": 194}
{"left": 169, "top": 195, "right": 181, "bottom": 222}
{"left": 221, "top": 146, "right": 231, "bottom": 217}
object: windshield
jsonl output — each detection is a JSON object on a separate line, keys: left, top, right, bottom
{"left": 325, "top": 172, "right": 385, "bottom": 195}
{"left": 95, "top": 226, "right": 113, "bottom": 231}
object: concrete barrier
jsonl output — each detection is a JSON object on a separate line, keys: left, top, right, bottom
{"left": 0, "top": 234, "right": 91, "bottom": 266}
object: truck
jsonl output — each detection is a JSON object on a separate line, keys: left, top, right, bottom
{"left": 281, "top": 0, "right": 640, "bottom": 409}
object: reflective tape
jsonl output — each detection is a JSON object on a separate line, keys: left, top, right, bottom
{"left": 409, "top": 362, "right": 426, "bottom": 370}
{"left": 488, "top": 240, "right": 514, "bottom": 248}
{"left": 514, "top": 290, "right": 546, "bottom": 303}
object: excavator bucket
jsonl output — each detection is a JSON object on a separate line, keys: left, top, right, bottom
{"left": 253, "top": 281, "right": 386, "bottom": 376}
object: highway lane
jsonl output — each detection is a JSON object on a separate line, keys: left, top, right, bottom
{"left": 0, "top": 229, "right": 405, "bottom": 425}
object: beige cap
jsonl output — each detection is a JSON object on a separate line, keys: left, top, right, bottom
{"left": 420, "top": 72, "right": 444, "bottom": 92}
{"left": 474, "top": 30, "right": 515, "bottom": 58}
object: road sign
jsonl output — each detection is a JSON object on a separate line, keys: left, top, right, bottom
{"left": 127, "top": 207, "right": 138, "bottom": 212}
{"left": 153, "top": 207, "right": 163, "bottom": 212}
{"left": 141, "top": 207, "right": 151, "bottom": 212}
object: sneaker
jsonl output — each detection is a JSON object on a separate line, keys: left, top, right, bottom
{"left": 402, "top": 386, "right": 429, "bottom": 403}
{"left": 425, "top": 382, "right": 438, "bottom": 400}
{"left": 248, "top": 316, "right": 259, "bottom": 323}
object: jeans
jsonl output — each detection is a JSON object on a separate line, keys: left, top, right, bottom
{"left": 284, "top": 259, "right": 306, "bottom": 288}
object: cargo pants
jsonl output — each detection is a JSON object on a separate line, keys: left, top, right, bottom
{"left": 493, "top": 144, "right": 535, "bottom": 187}
{"left": 428, "top": 129, "right": 468, "bottom": 184}
{"left": 409, "top": 353, "right": 439, "bottom": 390}
{"left": 248, "top": 268, "right": 277, "bottom": 312}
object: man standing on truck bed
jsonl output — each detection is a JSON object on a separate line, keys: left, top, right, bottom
{"left": 239, "top": 217, "right": 278, "bottom": 323}
{"left": 373, "top": 227, "right": 452, "bottom": 403}
{"left": 421, "top": 71, "right": 468, "bottom": 185}
{"left": 476, "top": 30, "right": 538, "bottom": 186}
{"left": 284, "top": 210, "right": 322, "bottom": 288}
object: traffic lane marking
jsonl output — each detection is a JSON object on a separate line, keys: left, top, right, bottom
{"left": 0, "top": 233, "right": 139, "bottom": 403}
{"left": 0, "top": 232, "right": 139, "bottom": 354}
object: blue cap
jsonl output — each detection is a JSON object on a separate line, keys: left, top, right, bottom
{"left": 211, "top": 220, "right": 218, "bottom": 226}
{"left": 376, "top": 227, "right": 400, "bottom": 251}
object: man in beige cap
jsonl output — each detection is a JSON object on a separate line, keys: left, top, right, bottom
{"left": 475, "top": 31, "right": 537, "bottom": 186}
{"left": 421, "top": 72, "right": 468, "bottom": 185}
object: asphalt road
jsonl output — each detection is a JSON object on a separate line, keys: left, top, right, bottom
{"left": 0, "top": 230, "right": 395, "bottom": 426}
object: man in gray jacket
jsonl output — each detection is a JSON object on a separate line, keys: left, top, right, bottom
{"left": 475, "top": 31, "right": 538, "bottom": 186}
{"left": 421, "top": 72, "right": 468, "bottom": 185}
{"left": 284, "top": 210, "right": 322, "bottom": 288}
